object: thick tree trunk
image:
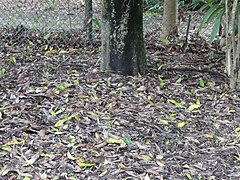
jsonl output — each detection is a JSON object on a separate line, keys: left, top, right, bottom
{"left": 161, "top": 0, "right": 178, "bottom": 38}
{"left": 101, "top": 0, "right": 146, "bottom": 75}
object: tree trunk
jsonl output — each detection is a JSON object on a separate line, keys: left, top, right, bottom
{"left": 225, "top": 0, "right": 240, "bottom": 89}
{"left": 161, "top": 0, "right": 178, "bottom": 38}
{"left": 83, "top": 0, "right": 92, "bottom": 39}
{"left": 101, "top": 0, "right": 146, "bottom": 75}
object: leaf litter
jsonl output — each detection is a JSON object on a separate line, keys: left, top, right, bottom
{"left": 0, "top": 18, "right": 240, "bottom": 180}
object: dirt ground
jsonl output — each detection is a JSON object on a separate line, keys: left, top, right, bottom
{"left": 0, "top": 4, "right": 239, "bottom": 180}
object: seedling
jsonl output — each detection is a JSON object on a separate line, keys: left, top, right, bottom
{"left": 199, "top": 78, "right": 205, "bottom": 88}
{"left": 159, "top": 77, "right": 165, "bottom": 89}
{"left": 0, "top": 68, "right": 6, "bottom": 75}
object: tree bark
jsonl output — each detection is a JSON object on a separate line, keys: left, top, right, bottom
{"left": 161, "top": 0, "right": 178, "bottom": 38}
{"left": 101, "top": 0, "right": 147, "bottom": 75}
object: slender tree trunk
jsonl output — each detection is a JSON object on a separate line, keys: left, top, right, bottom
{"left": 161, "top": 0, "right": 178, "bottom": 38}
{"left": 101, "top": 0, "right": 147, "bottom": 75}
{"left": 83, "top": 0, "right": 92, "bottom": 39}
{"left": 225, "top": 0, "right": 240, "bottom": 89}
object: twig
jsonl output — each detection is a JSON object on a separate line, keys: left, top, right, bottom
{"left": 184, "top": 14, "right": 192, "bottom": 48}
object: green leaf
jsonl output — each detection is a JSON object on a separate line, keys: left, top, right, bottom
{"left": 199, "top": 78, "right": 205, "bottom": 87}
{"left": 210, "top": 11, "right": 224, "bottom": 42}
{"left": 44, "top": 33, "right": 51, "bottom": 40}
{"left": 145, "top": 139, "right": 151, "bottom": 145}
{"left": 0, "top": 68, "right": 6, "bottom": 75}
{"left": 123, "top": 136, "right": 132, "bottom": 145}
{"left": 198, "top": 0, "right": 216, "bottom": 12}
{"left": 206, "top": 7, "right": 224, "bottom": 27}
{"left": 50, "top": 107, "right": 66, "bottom": 116}
{"left": 93, "top": 18, "right": 101, "bottom": 28}
{"left": 146, "top": 99, "right": 155, "bottom": 106}
{"left": 176, "top": 77, "right": 183, "bottom": 83}
{"left": 177, "top": 122, "right": 186, "bottom": 128}
{"left": 161, "top": 38, "right": 170, "bottom": 43}
{"left": 56, "top": 83, "right": 68, "bottom": 91}
{"left": 78, "top": 162, "right": 95, "bottom": 168}
{"left": 73, "top": 80, "right": 80, "bottom": 86}
{"left": 199, "top": 4, "right": 219, "bottom": 31}
{"left": 159, "top": 77, "right": 165, "bottom": 89}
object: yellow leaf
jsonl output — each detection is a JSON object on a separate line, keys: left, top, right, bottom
{"left": 188, "top": 104, "right": 201, "bottom": 111}
{"left": 2, "top": 146, "right": 11, "bottom": 152}
{"left": 67, "top": 151, "right": 76, "bottom": 160}
{"left": 23, "top": 154, "right": 40, "bottom": 166}
{"left": 204, "top": 134, "right": 214, "bottom": 138}
{"left": 177, "top": 122, "right": 186, "bottom": 128}
{"left": 168, "top": 99, "right": 186, "bottom": 109}
{"left": 228, "top": 109, "right": 236, "bottom": 113}
{"left": 146, "top": 99, "right": 155, "bottom": 106}
{"left": 4, "top": 140, "right": 24, "bottom": 146}
{"left": 137, "top": 155, "right": 152, "bottom": 161}
{"left": 160, "top": 119, "right": 169, "bottom": 125}
{"left": 54, "top": 119, "right": 67, "bottom": 127}
{"left": 106, "top": 138, "right": 123, "bottom": 144}
{"left": 137, "top": 86, "right": 147, "bottom": 91}
{"left": 78, "top": 162, "right": 95, "bottom": 168}
{"left": 23, "top": 177, "right": 31, "bottom": 180}
{"left": 40, "top": 153, "right": 59, "bottom": 158}
{"left": 74, "top": 114, "right": 81, "bottom": 121}
{"left": 196, "top": 99, "right": 201, "bottom": 105}
{"left": 135, "top": 141, "right": 148, "bottom": 150}
{"left": 234, "top": 155, "right": 240, "bottom": 161}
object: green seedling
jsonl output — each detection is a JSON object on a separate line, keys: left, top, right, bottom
{"left": 159, "top": 77, "right": 165, "bottom": 89}
{"left": 157, "top": 64, "right": 164, "bottom": 71}
{"left": 49, "top": 106, "right": 65, "bottom": 116}
{"left": 199, "top": 78, "right": 205, "bottom": 88}
{"left": 168, "top": 99, "right": 186, "bottom": 109}
{"left": 8, "top": 57, "right": 16, "bottom": 64}
{"left": 56, "top": 83, "right": 68, "bottom": 91}
{"left": 0, "top": 68, "right": 6, "bottom": 75}
{"left": 73, "top": 80, "right": 80, "bottom": 86}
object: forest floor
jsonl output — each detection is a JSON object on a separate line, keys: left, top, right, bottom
{"left": 0, "top": 8, "right": 240, "bottom": 180}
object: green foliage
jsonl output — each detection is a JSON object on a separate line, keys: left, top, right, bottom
{"left": 198, "top": 1, "right": 225, "bottom": 42}
{"left": 198, "top": 0, "right": 240, "bottom": 42}
{"left": 144, "top": 0, "right": 162, "bottom": 12}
